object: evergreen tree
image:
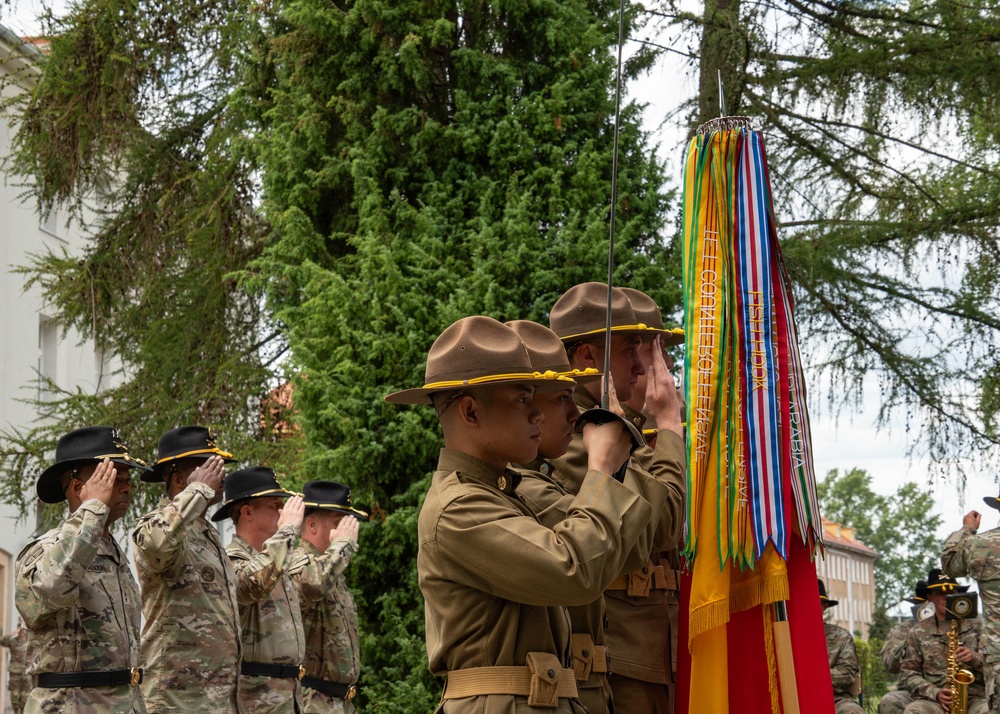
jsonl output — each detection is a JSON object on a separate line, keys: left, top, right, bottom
{"left": 250, "top": 0, "right": 673, "bottom": 706}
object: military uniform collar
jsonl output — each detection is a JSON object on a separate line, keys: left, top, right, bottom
{"left": 621, "top": 403, "right": 648, "bottom": 430}
{"left": 437, "top": 448, "right": 521, "bottom": 495}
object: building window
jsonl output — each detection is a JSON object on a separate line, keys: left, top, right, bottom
{"left": 38, "top": 315, "right": 59, "bottom": 401}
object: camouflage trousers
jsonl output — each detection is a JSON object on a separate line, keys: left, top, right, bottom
{"left": 301, "top": 688, "right": 355, "bottom": 714}
{"left": 878, "top": 689, "right": 913, "bottom": 714}
{"left": 901, "top": 698, "right": 988, "bottom": 714}
{"left": 834, "top": 694, "right": 865, "bottom": 714}
{"left": 8, "top": 674, "right": 30, "bottom": 710}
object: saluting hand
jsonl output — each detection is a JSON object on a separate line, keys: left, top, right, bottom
{"left": 278, "top": 495, "right": 305, "bottom": 529}
{"left": 188, "top": 455, "right": 225, "bottom": 492}
{"left": 331, "top": 515, "right": 360, "bottom": 547}
{"left": 964, "top": 510, "right": 982, "bottom": 531}
{"left": 79, "top": 458, "right": 117, "bottom": 507}
{"left": 646, "top": 336, "right": 682, "bottom": 437}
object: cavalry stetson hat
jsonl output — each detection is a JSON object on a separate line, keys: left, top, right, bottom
{"left": 903, "top": 580, "right": 930, "bottom": 604}
{"left": 983, "top": 487, "right": 1000, "bottom": 511}
{"left": 619, "top": 287, "right": 686, "bottom": 346}
{"left": 302, "top": 480, "right": 369, "bottom": 521}
{"left": 212, "top": 466, "right": 295, "bottom": 522}
{"left": 384, "top": 316, "right": 577, "bottom": 405}
{"left": 146, "top": 426, "right": 236, "bottom": 483}
{"left": 818, "top": 579, "right": 839, "bottom": 608}
{"left": 37, "top": 426, "right": 151, "bottom": 504}
{"left": 926, "top": 567, "right": 969, "bottom": 593}
{"left": 505, "top": 320, "right": 602, "bottom": 385}
{"left": 549, "top": 282, "right": 655, "bottom": 342}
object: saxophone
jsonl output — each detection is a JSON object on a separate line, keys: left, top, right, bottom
{"left": 947, "top": 618, "right": 975, "bottom": 714}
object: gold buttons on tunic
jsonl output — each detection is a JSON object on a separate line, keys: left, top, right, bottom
{"left": 497, "top": 475, "right": 507, "bottom": 490}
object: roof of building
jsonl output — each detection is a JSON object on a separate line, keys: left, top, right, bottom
{"left": 822, "top": 517, "right": 877, "bottom": 557}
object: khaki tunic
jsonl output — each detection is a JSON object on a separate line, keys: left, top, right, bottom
{"left": 132, "top": 483, "right": 242, "bottom": 712}
{"left": 550, "top": 392, "right": 686, "bottom": 710}
{"left": 16, "top": 500, "right": 145, "bottom": 714}
{"left": 289, "top": 539, "right": 360, "bottom": 714}
{"left": 227, "top": 527, "right": 306, "bottom": 713}
{"left": 512, "top": 453, "right": 671, "bottom": 713}
{"left": 419, "top": 448, "right": 655, "bottom": 714}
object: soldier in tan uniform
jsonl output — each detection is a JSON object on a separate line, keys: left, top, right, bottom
{"left": 942, "top": 502, "right": 1000, "bottom": 711}
{"left": 547, "top": 283, "right": 686, "bottom": 713}
{"left": 820, "top": 580, "right": 864, "bottom": 714}
{"left": 0, "top": 624, "right": 29, "bottom": 714}
{"left": 387, "top": 315, "right": 660, "bottom": 713}
{"left": 505, "top": 318, "right": 677, "bottom": 714}
{"left": 132, "top": 426, "right": 241, "bottom": 712}
{"left": 898, "top": 569, "right": 987, "bottom": 714}
{"left": 218, "top": 466, "right": 306, "bottom": 712}
{"left": 614, "top": 287, "right": 686, "bottom": 711}
{"left": 878, "top": 581, "right": 929, "bottom": 714}
{"left": 289, "top": 480, "right": 366, "bottom": 713}
{"left": 16, "top": 426, "right": 148, "bottom": 713}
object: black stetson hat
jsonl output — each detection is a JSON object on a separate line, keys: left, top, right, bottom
{"left": 37, "top": 426, "right": 151, "bottom": 504}
{"left": 903, "top": 580, "right": 929, "bottom": 605}
{"left": 818, "top": 579, "right": 839, "bottom": 608}
{"left": 983, "top": 488, "right": 1000, "bottom": 511}
{"left": 302, "top": 480, "right": 369, "bottom": 521}
{"left": 211, "top": 466, "right": 295, "bottom": 522}
{"left": 145, "top": 426, "right": 236, "bottom": 483}
{"left": 926, "top": 568, "right": 969, "bottom": 594}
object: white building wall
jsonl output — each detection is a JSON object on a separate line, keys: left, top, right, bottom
{"left": 0, "top": 27, "right": 113, "bottom": 712}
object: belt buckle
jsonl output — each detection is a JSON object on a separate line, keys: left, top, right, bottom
{"left": 297, "top": 665, "right": 306, "bottom": 681}
{"left": 130, "top": 668, "right": 141, "bottom": 687}
{"left": 347, "top": 684, "right": 357, "bottom": 700}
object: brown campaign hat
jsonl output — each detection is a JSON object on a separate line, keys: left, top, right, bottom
{"left": 505, "top": 320, "right": 601, "bottom": 385}
{"left": 550, "top": 282, "right": 665, "bottom": 342}
{"left": 384, "top": 316, "right": 578, "bottom": 405}
{"left": 619, "top": 288, "right": 685, "bottom": 346}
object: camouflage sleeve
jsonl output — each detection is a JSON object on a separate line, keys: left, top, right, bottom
{"left": 941, "top": 527, "right": 977, "bottom": 579}
{"left": 228, "top": 525, "right": 300, "bottom": 605}
{"left": 131, "top": 482, "right": 216, "bottom": 573}
{"left": 0, "top": 634, "right": 14, "bottom": 648}
{"left": 879, "top": 627, "right": 908, "bottom": 675}
{"left": 829, "top": 631, "right": 860, "bottom": 691}
{"left": 899, "top": 630, "right": 939, "bottom": 701}
{"left": 294, "top": 539, "right": 358, "bottom": 607}
{"left": 15, "top": 500, "right": 108, "bottom": 623}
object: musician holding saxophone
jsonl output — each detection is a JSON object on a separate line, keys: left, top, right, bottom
{"left": 898, "top": 569, "right": 988, "bottom": 714}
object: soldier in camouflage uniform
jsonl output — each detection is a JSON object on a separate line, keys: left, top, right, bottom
{"left": 0, "top": 624, "right": 30, "bottom": 714}
{"left": 16, "top": 426, "right": 149, "bottom": 713}
{"left": 218, "top": 467, "right": 307, "bottom": 713}
{"left": 942, "top": 505, "right": 1000, "bottom": 712}
{"left": 878, "top": 581, "right": 929, "bottom": 714}
{"left": 132, "top": 426, "right": 241, "bottom": 712}
{"left": 821, "top": 580, "right": 864, "bottom": 714}
{"left": 290, "top": 480, "right": 366, "bottom": 713}
{"left": 898, "top": 569, "right": 987, "bottom": 714}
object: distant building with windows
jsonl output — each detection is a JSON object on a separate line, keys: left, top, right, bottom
{"left": 815, "top": 517, "right": 878, "bottom": 638}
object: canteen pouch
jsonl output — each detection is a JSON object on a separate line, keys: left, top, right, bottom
{"left": 627, "top": 566, "right": 653, "bottom": 598}
{"left": 570, "top": 633, "right": 595, "bottom": 681}
{"left": 525, "top": 652, "right": 561, "bottom": 708}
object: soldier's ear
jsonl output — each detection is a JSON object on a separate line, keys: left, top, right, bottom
{"left": 457, "top": 395, "right": 478, "bottom": 426}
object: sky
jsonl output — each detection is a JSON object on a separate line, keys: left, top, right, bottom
{"left": 3, "top": 0, "right": 994, "bottom": 546}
